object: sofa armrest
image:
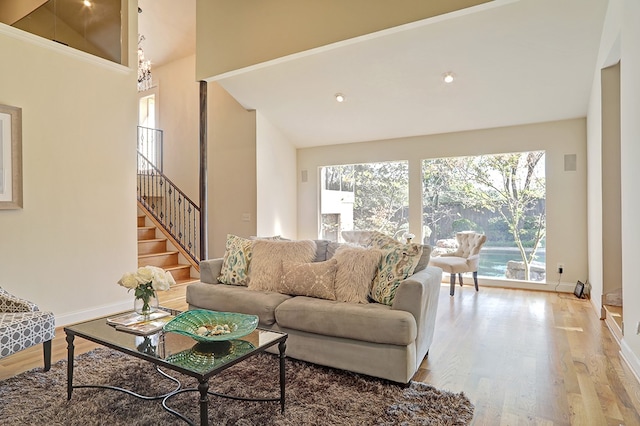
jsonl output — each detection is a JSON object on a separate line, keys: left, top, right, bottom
{"left": 391, "top": 266, "right": 442, "bottom": 364}
{"left": 199, "top": 258, "right": 224, "bottom": 284}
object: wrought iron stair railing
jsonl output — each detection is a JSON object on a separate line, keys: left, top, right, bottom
{"left": 137, "top": 151, "right": 200, "bottom": 264}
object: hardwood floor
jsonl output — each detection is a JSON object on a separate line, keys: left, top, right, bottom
{"left": 414, "top": 286, "right": 640, "bottom": 425}
{"left": 2, "top": 284, "right": 639, "bottom": 425}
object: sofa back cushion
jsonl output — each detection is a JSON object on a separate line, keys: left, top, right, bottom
{"left": 248, "top": 239, "right": 317, "bottom": 292}
{"left": 313, "top": 239, "right": 330, "bottom": 262}
{"left": 412, "top": 244, "right": 432, "bottom": 273}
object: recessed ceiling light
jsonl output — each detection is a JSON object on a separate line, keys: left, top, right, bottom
{"left": 335, "top": 93, "right": 345, "bottom": 103}
{"left": 83, "top": 0, "right": 92, "bottom": 6}
{"left": 442, "top": 72, "right": 455, "bottom": 83}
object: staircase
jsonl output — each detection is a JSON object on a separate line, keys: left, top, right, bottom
{"left": 137, "top": 210, "right": 199, "bottom": 285}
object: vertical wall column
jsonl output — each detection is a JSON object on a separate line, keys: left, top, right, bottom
{"left": 199, "top": 80, "right": 208, "bottom": 261}
{"left": 601, "top": 62, "right": 621, "bottom": 311}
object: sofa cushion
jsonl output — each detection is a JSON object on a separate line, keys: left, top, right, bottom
{"left": 217, "top": 234, "right": 252, "bottom": 285}
{"left": 313, "top": 240, "right": 330, "bottom": 262}
{"left": 248, "top": 240, "right": 317, "bottom": 292}
{"left": 413, "top": 244, "right": 433, "bottom": 273}
{"left": 275, "top": 296, "right": 416, "bottom": 346}
{"left": 0, "top": 311, "right": 56, "bottom": 358}
{"left": 332, "top": 246, "right": 382, "bottom": 304}
{"left": 278, "top": 259, "right": 338, "bottom": 300}
{"left": 186, "top": 282, "right": 291, "bottom": 326}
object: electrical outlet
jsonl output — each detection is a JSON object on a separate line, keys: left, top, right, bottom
{"left": 557, "top": 263, "right": 564, "bottom": 274}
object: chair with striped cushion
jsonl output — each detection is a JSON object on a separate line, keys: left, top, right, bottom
{"left": 0, "top": 287, "right": 55, "bottom": 371}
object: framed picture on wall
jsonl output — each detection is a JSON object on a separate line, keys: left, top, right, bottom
{"left": 0, "top": 104, "right": 22, "bottom": 209}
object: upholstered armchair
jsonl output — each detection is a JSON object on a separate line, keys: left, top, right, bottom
{"left": 429, "top": 232, "right": 487, "bottom": 296}
{"left": 0, "top": 287, "right": 55, "bottom": 371}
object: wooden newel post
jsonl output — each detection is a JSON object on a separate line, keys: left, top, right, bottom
{"left": 199, "top": 80, "right": 208, "bottom": 261}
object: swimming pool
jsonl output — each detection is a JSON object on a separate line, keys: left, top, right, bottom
{"left": 478, "top": 247, "right": 546, "bottom": 279}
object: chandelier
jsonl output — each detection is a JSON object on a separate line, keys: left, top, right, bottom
{"left": 137, "top": 35, "right": 152, "bottom": 92}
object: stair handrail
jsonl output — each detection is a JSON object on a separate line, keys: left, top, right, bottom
{"left": 137, "top": 151, "right": 200, "bottom": 264}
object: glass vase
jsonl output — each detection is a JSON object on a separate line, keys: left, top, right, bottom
{"left": 134, "top": 291, "right": 159, "bottom": 316}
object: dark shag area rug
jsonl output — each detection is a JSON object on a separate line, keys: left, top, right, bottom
{"left": 0, "top": 347, "right": 473, "bottom": 425}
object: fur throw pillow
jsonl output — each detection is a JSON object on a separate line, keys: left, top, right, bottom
{"left": 332, "top": 246, "right": 382, "bottom": 304}
{"left": 248, "top": 239, "right": 317, "bottom": 292}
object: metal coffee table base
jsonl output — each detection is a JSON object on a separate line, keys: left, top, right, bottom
{"left": 66, "top": 334, "right": 286, "bottom": 426}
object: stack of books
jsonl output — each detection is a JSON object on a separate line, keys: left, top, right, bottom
{"left": 106, "top": 310, "right": 174, "bottom": 335}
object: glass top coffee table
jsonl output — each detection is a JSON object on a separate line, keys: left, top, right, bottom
{"left": 64, "top": 309, "right": 287, "bottom": 426}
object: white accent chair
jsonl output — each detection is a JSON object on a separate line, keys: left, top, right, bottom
{"left": 0, "top": 287, "right": 55, "bottom": 371}
{"left": 429, "top": 232, "right": 487, "bottom": 296}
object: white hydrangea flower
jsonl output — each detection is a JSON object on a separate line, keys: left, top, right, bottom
{"left": 136, "top": 266, "right": 155, "bottom": 284}
{"left": 118, "top": 265, "right": 173, "bottom": 292}
{"left": 117, "top": 272, "right": 139, "bottom": 289}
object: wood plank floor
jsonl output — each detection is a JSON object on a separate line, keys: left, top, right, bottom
{"left": 2, "top": 284, "right": 639, "bottom": 425}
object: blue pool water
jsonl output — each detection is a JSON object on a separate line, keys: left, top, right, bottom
{"left": 478, "top": 248, "right": 546, "bottom": 278}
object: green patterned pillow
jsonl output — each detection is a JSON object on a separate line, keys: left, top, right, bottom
{"left": 369, "top": 237, "right": 423, "bottom": 306}
{"left": 218, "top": 234, "right": 253, "bottom": 285}
{"left": 370, "top": 245, "right": 423, "bottom": 305}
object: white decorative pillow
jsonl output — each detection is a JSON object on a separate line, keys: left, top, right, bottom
{"left": 248, "top": 240, "right": 317, "bottom": 292}
{"left": 217, "top": 234, "right": 253, "bottom": 285}
{"left": 279, "top": 259, "right": 338, "bottom": 300}
{"left": 332, "top": 246, "right": 382, "bottom": 304}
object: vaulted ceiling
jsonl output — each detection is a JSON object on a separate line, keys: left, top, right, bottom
{"left": 140, "top": 0, "right": 609, "bottom": 148}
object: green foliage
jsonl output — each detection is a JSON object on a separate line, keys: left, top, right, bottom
{"left": 321, "top": 152, "right": 546, "bottom": 280}
{"left": 452, "top": 218, "right": 481, "bottom": 233}
{"left": 323, "top": 161, "right": 409, "bottom": 240}
{"left": 353, "top": 161, "right": 409, "bottom": 237}
{"left": 423, "top": 151, "right": 546, "bottom": 280}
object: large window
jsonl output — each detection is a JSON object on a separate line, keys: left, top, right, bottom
{"left": 320, "top": 161, "right": 409, "bottom": 242}
{"left": 422, "top": 151, "right": 546, "bottom": 281}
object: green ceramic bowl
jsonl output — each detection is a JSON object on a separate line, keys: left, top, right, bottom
{"left": 165, "top": 340, "right": 256, "bottom": 373}
{"left": 163, "top": 309, "right": 259, "bottom": 343}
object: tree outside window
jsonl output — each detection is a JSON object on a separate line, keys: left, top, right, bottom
{"left": 320, "top": 161, "right": 409, "bottom": 242}
{"left": 423, "top": 151, "right": 546, "bottom": 281}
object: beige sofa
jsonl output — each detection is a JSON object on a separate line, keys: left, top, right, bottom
{"left": 186, "top": 241, "right": 442, "bottom": 384}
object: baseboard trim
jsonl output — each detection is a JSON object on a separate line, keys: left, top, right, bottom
{"left": 620, "top": 340, "right": 640, "bottom": 388}
{"left": 54, "top": 300, "right": 131, "bottom": 327}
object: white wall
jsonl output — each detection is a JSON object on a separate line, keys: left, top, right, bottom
{"left": 586, "top": 0, "right": 622, "bottom": 319}
{"left": 256, "top": 112, "right": 297, "bottom": 239}
{"left": 619, "top": 0, "right": 640, "bottom": 378}
{"left": 0, "top": 17, "right": 138, "bottom": 326}
{"left": 150, "top": 54, "right": 199, "bottom": 201}
{"left": 601, "top": 63, "right": 622, "bottom": 300}
{"left": 208, "top": 82, "right": 257, "bottom": 258}
{"left": 298, "top": 118, "right": 588, "bottom": 292}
